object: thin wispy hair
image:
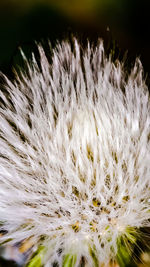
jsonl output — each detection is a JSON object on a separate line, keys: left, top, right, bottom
{"left": 0, "top": 38, "right": 150, "bottom": 266}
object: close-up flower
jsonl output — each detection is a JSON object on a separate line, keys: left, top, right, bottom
{"left": 0, "top": 39, "right": 150, "bottom": 266}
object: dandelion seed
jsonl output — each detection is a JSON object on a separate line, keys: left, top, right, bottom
{"left": 0, "top": 38, "right": 150, "bottom": 266}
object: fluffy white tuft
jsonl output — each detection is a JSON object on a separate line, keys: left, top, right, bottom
{"left": 0, "top": 39, "right": 150, "bottom": 266}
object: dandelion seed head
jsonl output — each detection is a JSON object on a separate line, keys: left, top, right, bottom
{"left": 0, "top": 38, "right": 150, "bottom": 266}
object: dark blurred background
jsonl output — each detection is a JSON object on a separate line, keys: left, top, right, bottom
{"left": 0, "top": 0, "right": 149, "bottom": 82}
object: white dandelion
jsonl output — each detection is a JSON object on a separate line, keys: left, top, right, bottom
{"left": 0, "top": 38, "right": 150, "bottom": 267}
